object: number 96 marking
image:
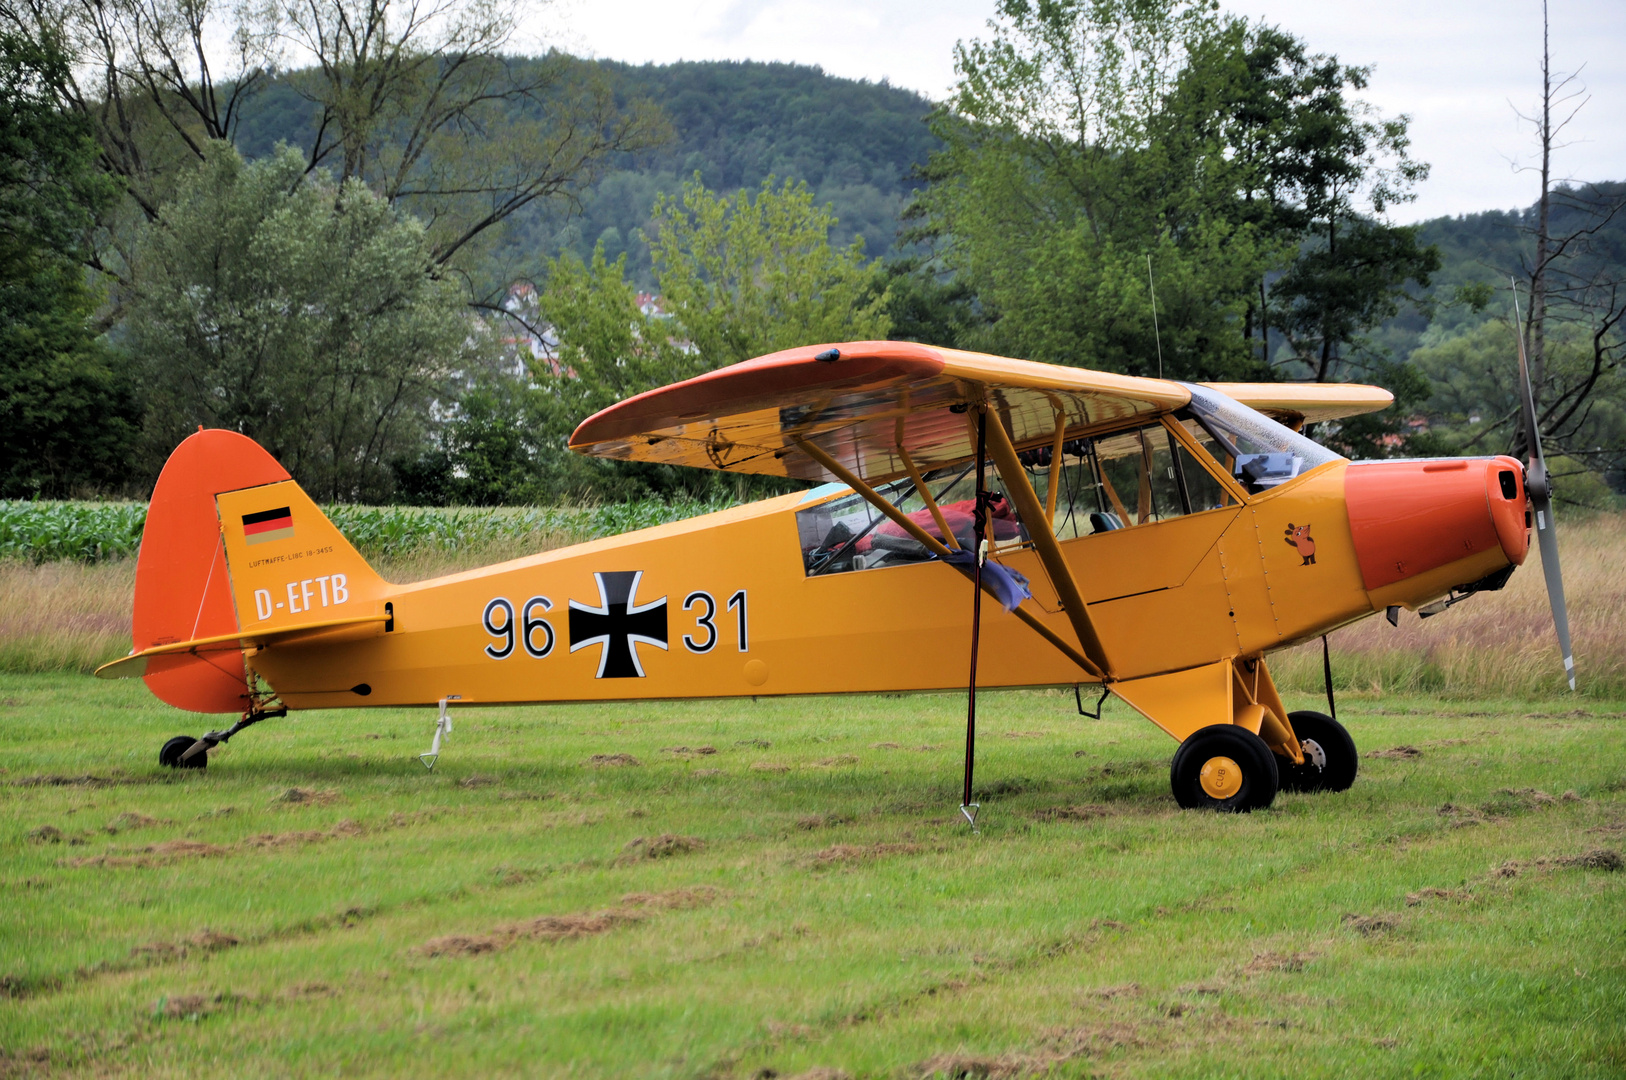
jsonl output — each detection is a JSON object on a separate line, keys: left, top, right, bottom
{"left": 483, "top": 596, "right": 554, "bottom": 660}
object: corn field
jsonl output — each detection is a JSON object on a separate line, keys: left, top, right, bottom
{"left": 0, "top": 502, "right": 148, "bottom": 563}
{"left": 0, "top": 498, "right": 735, "bottom": 564}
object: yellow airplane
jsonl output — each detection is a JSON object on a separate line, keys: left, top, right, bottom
{"left": 98, "top": 340, "right": 1573, "bottom": 814}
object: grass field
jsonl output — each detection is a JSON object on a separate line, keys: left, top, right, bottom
{"left": 3, "top": 675, "right": 1624, "bottom": 1078}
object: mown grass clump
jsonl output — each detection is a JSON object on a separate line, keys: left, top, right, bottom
{"left": 2, "top": 676, "right": 1623, "bottom": 1077}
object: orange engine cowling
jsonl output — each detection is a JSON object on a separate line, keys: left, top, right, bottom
{"left": 1343, "top": 455, "right": 1529, "bottom": 593}
{"left": 134, "top": 430, "right": 291, "bottom": 713}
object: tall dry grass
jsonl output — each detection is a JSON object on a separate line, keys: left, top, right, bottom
{"left": 1272, "top": 512, "right": 1626, "bottom": 699}
{"left": 4, "top": 514, "right": 1622, "bottom": 696}
{"left": 0, "top": 560, "right": 140, "bottom": 673}
{"left": 0, "top": 535, "right": 587, "bottom": 674}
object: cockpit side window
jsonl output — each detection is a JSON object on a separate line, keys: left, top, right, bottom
{"left": 1093, "top": 425, "right": 1182, "bottom": 526}
{"left": 794, "top": 394, "right": 1308, "bottom": 575}
{"left": 795, "top": 462, "right": 1029, "bottom": 576}
{"left": 1170, "top": 418, "right": 1240, "bottom": 511}
{"left": 1028, "top": 417, "right": 1235, "bottom": 539}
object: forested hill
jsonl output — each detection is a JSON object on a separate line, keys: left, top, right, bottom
{"left": 231, "top": 53, "right": 1623, "bottom": 345}
{"left": 1375, "top": 181, "right": 1626, "bottom": 358}
{"left": 1420, "top": 182, "right": 1626, "bottom": 291}
{"left": 233, "top": 57, "right": 942, "bottom": 283}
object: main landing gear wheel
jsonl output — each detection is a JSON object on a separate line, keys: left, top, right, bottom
{"left": 1278, "top": 710, "right": 1357, "bottom": 793}
{"left": 159, "top": 735, "right": 206, "bottom": 770}
{"left": 1170, "top": 724, "right": 1278, "bottom": 812}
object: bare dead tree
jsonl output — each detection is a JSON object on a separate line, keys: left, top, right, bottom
{"left": 1509, "top": 0, "right": 1626, "bottom": 470}
{"left": 1, "top": 0, "right": 274, "bottom": 221}
{"left": 1, "top": 0, "right": 669, "bottom": 283}
{"left": 262, "top": 0, "right": 668, "bottom": 266}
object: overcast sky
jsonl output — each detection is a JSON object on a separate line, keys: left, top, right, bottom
{"left": 542, "top": 0, "right": 1626, "bottom": 223}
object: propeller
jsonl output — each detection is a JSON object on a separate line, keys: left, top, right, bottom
{"left": 1511, "top": 282, "right": 1576, "bottom": 691}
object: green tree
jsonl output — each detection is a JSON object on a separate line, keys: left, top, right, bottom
{"left": 407, "top": 177, "right": 892, "bottom": 505}
{"left": 911, "top": 0, "right": 1283, "bottom": 376}
{"left": 127, "top": 142, "right": 478, "bottom": 501}
{"left": 1162, "top": 21, "right": 1434, "bottom": 378}
{"left": 912, "top": 0, "right": 1434, "bottom": 393}
{"left": 0, "top": 0, "right": 667, "bottom": 321}
{"left": 879, "top": 255, "right": 988, "bottom": 349}
{"left": 531, "top": 245, "right": 715, "bottom": 498}
{"left": 648, "top": 176, "right": 891, "bottom": 369}
{"left": 403, "top": 245, "right": 708, "bottom": 504}
{"left": 0, "top": 21, "right": 136, "bottom": 496}
{"left": 394, "top": 374, "right": 547, "bottom": 507}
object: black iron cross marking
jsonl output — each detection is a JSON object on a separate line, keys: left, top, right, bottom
{"left": 568, "top": 571, "right": 668, "bottom": 678}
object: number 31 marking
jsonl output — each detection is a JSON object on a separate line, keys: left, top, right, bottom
{"left": 683, "top": 589, "right": 747, "bottom": 653}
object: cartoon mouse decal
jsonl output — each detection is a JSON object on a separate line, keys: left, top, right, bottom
{"left": 1284, "top": 523, "right": 1316, "bottom": 565}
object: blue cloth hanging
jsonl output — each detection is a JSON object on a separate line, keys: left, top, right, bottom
{"left": 940, "top": 549, "right": 1033, "bottom": 613}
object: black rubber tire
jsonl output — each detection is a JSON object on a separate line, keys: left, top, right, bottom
{"left": 1170, "top": 724, "right": 1279, "bottom": 812}
{"left": 1278, "top": 710, "right": 1357, "bottom": 793}
{"left": 159, "top": 735, "right": 207, "bottom": 770}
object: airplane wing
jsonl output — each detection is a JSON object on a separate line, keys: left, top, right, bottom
{"left": 569, "top": 340, "right": 1188, "bottom": 485}
{"left": 569, "top": 341, "right": 1392, "bottom": 484}
{"left": 1201, "top": 382, "right": 1393, "bottom": 428}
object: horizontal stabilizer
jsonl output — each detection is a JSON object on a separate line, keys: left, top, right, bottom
{"left": 95, "top": 614, "right": 388, "bottom": 680}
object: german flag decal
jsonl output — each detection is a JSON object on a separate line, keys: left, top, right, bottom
{"left": 242, "top": 506, "right": 294, "bottom": 545}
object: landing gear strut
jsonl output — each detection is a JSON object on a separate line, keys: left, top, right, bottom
{"left": 157, "top": 706, "right": 286, "bottom": 769}
{"left": 159, "top": 735, "right": 206, "bottom": 769}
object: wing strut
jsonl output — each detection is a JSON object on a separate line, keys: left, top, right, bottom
{"left": 791, "top": 438, "right": 1102, "bottom": 677}
{"left": 1043, "top": 400, "right": 1067, "bottom": 522}
{"left": 896, "top": 438, "right": 959, "bottom": 550}
{"left": 981, "top": 406, "right": 1116, "bottom": 679}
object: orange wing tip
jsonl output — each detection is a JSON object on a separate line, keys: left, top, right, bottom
{"left": 1201, "top": 382, "right": 1394, "bottom": 425}
{"left": 97, "top": 614, "right": 390, "bottom": 680}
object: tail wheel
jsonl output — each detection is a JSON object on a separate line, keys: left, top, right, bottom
{"left": 1170, "top": 724, "right": 1278, "bottom": 812}
{"left": 159, "top": 735, "right": 207, "bottom": 770}
{"left": 1279, "top": 710, "right": 1357, "bottom": 793}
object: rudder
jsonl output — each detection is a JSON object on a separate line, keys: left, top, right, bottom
{"left": 135, "top": 430, "right": 291, "bottom": 713}
{"left": 134, "top": 430, "right": 389, "bottom": 713}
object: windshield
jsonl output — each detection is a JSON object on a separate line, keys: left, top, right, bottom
{"left": 1180, "top": 383, "right": 1344, "bottom": 493}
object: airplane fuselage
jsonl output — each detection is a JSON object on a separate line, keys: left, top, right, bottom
{"left": 247, "top": 454, "right": 1529, "bottom": 737}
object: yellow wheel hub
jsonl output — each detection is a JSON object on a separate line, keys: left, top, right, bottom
{"left": 1199, "top": 756, "right": 1244, "bottom": 799}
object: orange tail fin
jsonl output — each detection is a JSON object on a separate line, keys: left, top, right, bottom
{"left": 133, "top": 430, "right": 386, "bottom": 713}
{"left": 136, "top": 430, "right": 288, "bottom": 712}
